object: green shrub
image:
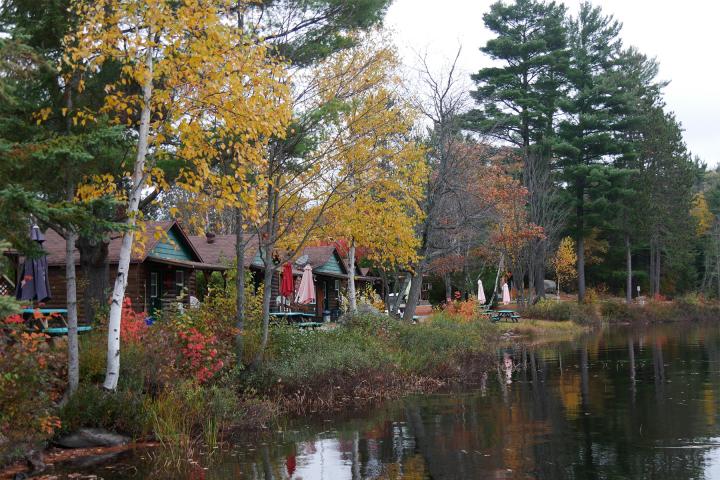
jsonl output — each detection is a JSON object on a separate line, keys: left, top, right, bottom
{"left": 250, "top": 323, "right": 397, "bottom": 389}
{"left": 394, "top": 315, "right": 495, "bottom": 371}
{"left": 146, "top": 381, "right": 242, "bottom": 447}
{"left": 344, "top": 311, "right": 397, "bottom": 337}
{"left": 599, "top": 300, "right": 641, "bottom": 323}
{"left": 58, "top": 383, "right": 150, "bottom": 437}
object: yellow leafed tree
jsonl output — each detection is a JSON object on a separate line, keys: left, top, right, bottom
{"left": 691, "top": 192, "right": 714, "bottom": 236}
{"left": 64, "top": 0, "right": 290, "bottom": 390}
{"left": 553, "top": 236, "right": 577, "bottom": 298}
{"left": 315, "top": 46, "right": 427, "bottom": 313}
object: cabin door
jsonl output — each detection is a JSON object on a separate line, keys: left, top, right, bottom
{"left": 323, "top": 280, "right": 331, "bottom": 311}
{"left": 316, "top": 283, "right": 325, "bottom": 318}
{"left": 148, "top": 269, "right": 162, "bottom": 314}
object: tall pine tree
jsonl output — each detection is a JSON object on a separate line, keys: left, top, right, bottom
{"left": 465, "top": 0, "right": 568, "bottom": 301}
{"left": 556, "top": 2, "right": 629, "bottom": 302}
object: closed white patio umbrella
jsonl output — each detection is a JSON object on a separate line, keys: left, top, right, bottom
{"left": 295, "top": 264, "right": 316, "bottom": 305}
{"left": 477, "top": 279, "right": 486, "bottom": 304}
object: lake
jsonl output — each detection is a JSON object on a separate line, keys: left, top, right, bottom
{"left": 55, "top": 322, "right": 720, "bottom": 479}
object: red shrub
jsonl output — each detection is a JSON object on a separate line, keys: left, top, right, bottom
{"left": 4, "top": 313, "right": 23, "bottom": 324}
{"left": 120, "top": 297, "right": 147, "bottom": 343}
{"left": 177, "top": 327, "right": 224, "bottom": 383}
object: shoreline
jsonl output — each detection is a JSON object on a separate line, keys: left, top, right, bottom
{"left": 3, "top": 302, "right": 717, "bottom": 478}
{"left": 0, "top": 316, "right": 583, "bottom": 478}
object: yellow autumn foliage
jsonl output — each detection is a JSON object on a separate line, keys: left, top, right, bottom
{"left": 64, "top": 0, "right": 291, "bottom": 227}
{"left": 315, "top": 43, "right": 427, "bottom": 269}
{"left": 553, "top": 236, "right": 577, "bottom": 293}
{"left": 691, "top": 192, "right": 714, "bottom": 236}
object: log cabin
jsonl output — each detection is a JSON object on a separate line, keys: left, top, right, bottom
{"left": 189, "top": 234, "right": 378, "bottom": 321}
{"left": 9, "top": 221, "right": 228, "bottom": 319}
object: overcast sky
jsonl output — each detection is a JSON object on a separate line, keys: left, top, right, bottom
{"left": 386, "top": 0, "right": 719, "bottom": 166}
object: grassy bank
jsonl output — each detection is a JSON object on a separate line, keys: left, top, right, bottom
{"left": 247, "top": 314, "right": 497, "bottom": 414}
{"left": 495, "top": 319, "right": 589, "bottom": 339}
{"left": 519, "top": 295, "right": 720, "bottom": 325}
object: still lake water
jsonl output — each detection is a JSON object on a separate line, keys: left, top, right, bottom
{"left": 58, "top": 322, "right": 720, "bottom": 479}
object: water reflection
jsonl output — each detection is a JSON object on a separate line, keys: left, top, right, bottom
{"left": 56, "top": 323, "right": 720, "bottom": 479}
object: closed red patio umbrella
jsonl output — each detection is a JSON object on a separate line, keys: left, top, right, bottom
{"left": 280, "top": 263, "right": 294, "bottom": 298}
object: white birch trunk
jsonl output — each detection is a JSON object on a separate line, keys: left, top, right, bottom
{"left": 347, "top": 240, "right": 357, "bottom": 313}
{"left": 66, "top": 230, "right": 79, "bottom": 396}
{"left": 103, "top": 48, "right": 154, "bottom": 391}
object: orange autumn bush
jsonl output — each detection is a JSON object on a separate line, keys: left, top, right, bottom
{"left": 0, "top": 324, "right": 65, "bottom": 449}
{"left": 441, "top": 293, "right": 479, "bottom": 322}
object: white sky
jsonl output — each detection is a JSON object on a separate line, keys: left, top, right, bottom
{"left": 386, "top": 0, "right": 719, "bottom": 166}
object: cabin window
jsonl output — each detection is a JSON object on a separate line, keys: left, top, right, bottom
{"left": 150, "top": 272, "right": 159, "bottom": 298}
{"left": 334, "top": 279, "right": 340, "bottom": 292}
{"left": 175, "top": 270, "right": 185, "bottom": 294}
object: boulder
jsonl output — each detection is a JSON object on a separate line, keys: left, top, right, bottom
{"left": 54, "top": 428, "right": 130, "bottom": 449}
{"left": 356, "top": 303, "right": 380, "bottom": 315}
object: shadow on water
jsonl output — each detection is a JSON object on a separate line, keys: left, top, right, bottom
{"left": 52, "top": 322, "right": 720, "bottom": 479}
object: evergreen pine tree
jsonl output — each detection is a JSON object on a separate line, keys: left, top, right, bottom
{"left": 465, "top": 0, "right": 568, "bottom": 300}
{"left": 556, "top": 2, "right": 629, "bottom": 301}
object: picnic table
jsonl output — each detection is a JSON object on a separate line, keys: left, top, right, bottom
{"left": 490, "top": 309, "right": 521, "bottom": 323}
{"left": 22, "top": 308, "right": 67, "bottom": 329}
{"left": 270, "top": 311, "right": 316, "bottom": 323}
{"left": 297, "top": 322, "right": 323, "bottom": 330}
{"left": 44, "top": 326, "right": 93, "bottom": 336}
{"left": 20, "top": 308, "right": 94, "bottom": 335}
{"left": 22, "top": 308, "right": 68, "bottom": 315}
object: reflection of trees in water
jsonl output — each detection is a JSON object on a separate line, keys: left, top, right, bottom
{"left": 163, "top": 324, "right": 720, "bottom": 479}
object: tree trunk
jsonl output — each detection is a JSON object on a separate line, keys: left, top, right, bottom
{"left": 63, "top": 80, "right": 79, "bottom": 398}
{"left": 402, "top": 270, "right": 423, "bottom": 322}
{"left": 577, "top": 234, "right": 585, "bottom": 303}
{"left": 380, "top": 271, "right": 391, "bottom": 312}
{"left": 649, "top": 235, "right": 656, "bottom": 297}
{"left": 66, "top": 230, "right": 79, "bottom": 397}
{"left": 347, "top": 240, "right": 357, "bottom": 313}
{"left": 103, "top": 47, "right": 153, "bottom": 391}
{"left": 235, "top": 208, "right": 245, "bottom": 367}
{"left": 391, "top": 275, "right": 409, "bottom": 316}
{"left": 253, "top": 248, "right": 275, "bottom": 368}
{"left": 716, "top": 237, "right": 720, "bottom": 300}
{"left": 444, "top": 273, "right": 452, "bottom": 302}
{"left": 533, "top": 242, "right": 546, "bottom": 300}
{"left": 78, "top": 237, "right": 109, "bottom": 323}
{"left": 576, "top": 187, "right": 586, "bottom": 303}
{"left": 490, "top": 254, "right": 504, "bottom": 306}
{"left": 625, "top": 233, "right": 632, "bottom": 304}
{"left": 655, "top": 240, "right": 661, "bottom": 296}
{"left": 557, "top": 273, "right": 561, "bottom": 301}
